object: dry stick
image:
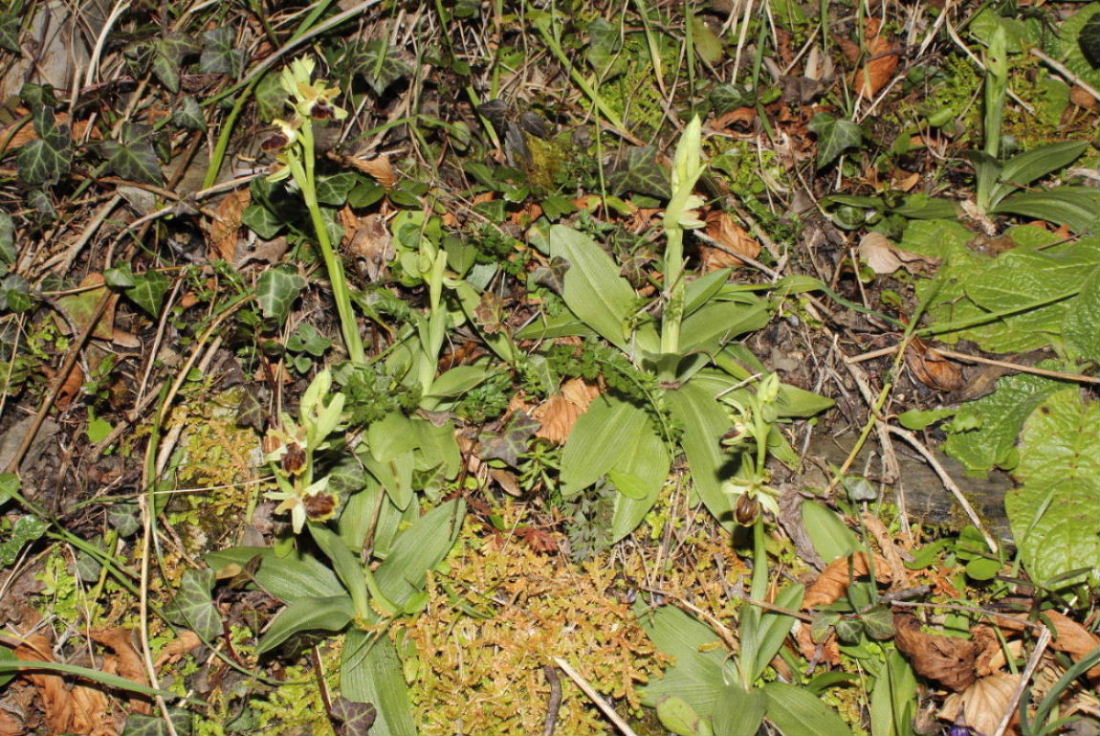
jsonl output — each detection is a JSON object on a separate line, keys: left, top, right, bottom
{"left": 3, "top": 293, "right": 112, "bottom": 474}
{"left": 1031, "top": 48, "right": 1100, "bottom": 102}
{"left": 846, "top": 343, "right": 1100, "bottom": 385}
{"left": 543, "top": 665, "right": 563, "bottom": 736}
{"left": 551, "top": 657, "right": 640, "bottom": 736}
{"left": 993, "top": 625, "right": 1053, "bottom": 736}
{"left": 886, "top": 424, "right": 998, "bottom": 555}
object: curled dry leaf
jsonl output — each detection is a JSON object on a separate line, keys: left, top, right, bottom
{"left": 803, "top": 551, "right": 891, "bottom": 610}
{"left": 90, "top": 628, "right": 151, "bottom": 715}
{"left": 1042, "top": 610, "right": 1100, "bottom": 679}
{"left": 854, "top": 18, "right": 900, "bottom": 99}
{"left": 335, "top": 153, "right": 398, "bottom": 190}
{"left": 701, "top": 211, "right": 760, "bottom": 270}
{"left": 14, "top": 633, "right": 117, "bottom": 736}
{"left": 858, "top": 231, "right": 940, "bottom": 275}
{"left": 905, "top": 336, "right": 965, "bottom": 392}
{"left": 894, "top": 613, "right": 979, "bottom": 692}
{"left": 343, "top": 211, "right": 394, "bottom": 282}
{"left": 155, "top": 630, "right": 202, "bottom": 667}
{"left": 209, "top": 188, "right": 250, "bottom": 262}
{"left": 533, "top": 378, "right": 600, "bottom": 444}
{"left": 711, "top": 107, "right": 757, "bottom": 133}
{"left": 940, "top": 672, "right": 1021, "bottom": 736}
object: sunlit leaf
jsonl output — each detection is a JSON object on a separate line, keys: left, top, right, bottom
{"left": 255, "top": 266, "right": 306, "bottom": 322}
{"left": 166, "top": 568, "right": 222, "bottom": 641}
{"left": 809, "top": 113, "right": 862, "bottom": 169}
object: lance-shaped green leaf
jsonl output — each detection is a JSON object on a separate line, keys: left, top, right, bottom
{"left": 341, "top": 630, "right": 415, "bottom": 736}
{"left": 547, "top": 225, "right": 636, "bottom": 350}
{"left": 763, "top": 682, "right": 855, "bottom": 736}
{"left": 374, "top": 499, "right": 465, "bottom": 612}
{"left": 256, "top": 595, "right": 355, "bottom": 653}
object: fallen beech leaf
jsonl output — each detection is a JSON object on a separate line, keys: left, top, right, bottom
{"left": 155, "top": 631, "right": 202, "bottom": 667}
{"left": 343, "top": 212, "right": 394, "bottom": 282}
{"left": 14, "top": 633, "right": 117, "bottom": 736}
{"left": 1071, "top": 85, "right": 1099, "bottom": 111}
{"left": 533, "top": 378, "right": 600, "bottom": 444}
{"left": 905, "top": 336, "right": 965, "bottom": 392}
{"left": 940, "top": 672, "right": 1020, "bottom": 736}
{"left": 55, "top": 362, "right": 84, "bottom": 410}
{"left": 702, "top": 211, "right": 760, "bottom": 269}
{"left": 1043, "top": 610, "right": 1100, "bottom": 678}
{"left": 56, "top": 273, "right": 118, "bottom": 341}
{"left": 854, "top": 18, "right": 900, "bottom": 99}
{"left": 894, "top": 613, "right": 979, "bottom": 691}
{"left": 209, "top": 188, "right": 250, "bottom": 262}
{"left": 91, "top": 628, "right": 151, "bottom": 715}
{"left": 858, "top": 231, "right": 939, "bottom": 275}
{"left": 803, "top": 551, "right": 891, "bottom": 609}
{"left": 711, "top": 107, "right": 757, "bottom": 133}
{"left": 354, "top": 155, "right": 397, "bottom": 190}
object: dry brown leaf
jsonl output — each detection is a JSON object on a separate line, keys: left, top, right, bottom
{"left": 352, "top": 155, "right": 398, "bottom": 190}
{"left": 894, "top": 613, "right": 979, "bottom": 691}
{"left": 940, "top": 673, "right": 1021, "bottom": 736}
{"left": 0, "top": 112, "right": 95, "bottom": 151}
{"left": 803, "top": 551, "right": 891, "bottom": 610}
{"left": 701, "top": 211, "right": 760, "bottom": 269}
{"left": 209, "top": 188, "right": 250, "bottom": 262}
{"left": 711, "top": 107, "right": 757, "bottom": 133}
{"left": 854, "top": 18, "right": 900, "bottom": 99}
{"left": 90, "top": 628, "right": 151, "bottom": 715}
{"left": 894, "top": 170, "right": 921, "bottom": 192}
{"left": 0, "top": 709, "right": 23, "bottom": 736}
{"left": 905, "top": 337, "right": 965, "bottom": 392}
{"left": 1071, "top": 85, "right": 1099, "bottom": 110}
{"left": 858, "top": 231, "right": 939, "bottom": 275}
{"left": 343, "top": 211, "right": 394, "bottom": 282}
{"left": 533, "top": 379, "right": 600, "bottom": 444}
{"left": 794, "top": 621, "right": 841, "bottom": 666}
{"left": 155, "top": 631, "right": 202, "bottom": 667}
{"left": 14, "top": 633, "right": 116, "bottom": 736}
{"left": 55, "top": 362, "right": 84, "bottom": 410}
{"left": 861, "top": 511, "right": 910, "bottom": 583}
{"left": 1043, "top": 611, "right": 1100, "bottom": 678}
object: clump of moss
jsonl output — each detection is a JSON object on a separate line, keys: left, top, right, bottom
{"left": 400, "top": 505, "right": 668, "bottom": 735}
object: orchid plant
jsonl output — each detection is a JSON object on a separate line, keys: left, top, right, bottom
{"left": 268, "top": 57, "right": 365, "bottom": 365}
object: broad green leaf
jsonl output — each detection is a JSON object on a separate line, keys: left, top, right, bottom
{"left": 241, "top": 203, "right": 284, "bottom": 239}
{"left": 259, "top": 552, "right": 346, "bottom": 601}
{"left": 423, "top": 365, "right": 493, "bottom": 402}
{"left": 802, "top": 501, "right": 860, "bottom": 563}
{"left": 368, "top": 412, "right": 418, "bottom": 462}
{"left": 637, "top": 603, "right": 728, "bottom": 716}
{"left": 0, "top": 515, "right": 47, "bottom": 566}
{"left": 342, "top": 630, "right": 416, "bottom": 736}
{"left": 995, "top": 141, "right": 1087, "bottom": 196}
{"left": 256, "top": 595, "right": 354, "bottom": 653}
{"left": 548, "top": 224, "right": 637, "bottom": 349}
{"left": 666, "top": 377, "right": 734, "bottom": 526}
{"left": 1048, "top": 4, "right": 1100, "bottom": 87}
{"left": 750, "top": 584, "right": 804, "bottom": 681}
{"left": 200, "top": 27, "right": 243, "bottom": 76}
{"left": 374, "top": 499, "right": 465, "bottom": 611}
{"left": 993, "top": 186, "right": 1100, "bottom": 235}
{"left": 126, "top": 270, "right": 171, "bottom": 318}
{"left": 172, "top": 96, "right": 206, "bottom": 131}
{"left": 308, "top": 523, "right": 369, "bottom": 616}
{"left": 561, "top": 395, "right": 643, "bottom": 497}
{"left": 712, "top": 684, "right": 766, "bottom": 736}
{"left": 870, "top": 649, "right": 917, "bottom": 736}
{"left": 808, "top": 113, "right": 862, "bottom": 169}
{"left": 683, "top": 269, "right": 731, "bottom": 315}
{"left": 763, "top": 681, "right": 855, "bottom": 736}
{"left": 255, "top": 267, "right": 306, "bottom": 323}
{"left": 166, "top": 568, "right": 223, "bottom": 641}
{"left": 1063, "top": 265, "right": 1100, "bottom": 360}
{"left": 609, "top": 418, "right": 670, "bottom": 542}
{"left": 680, "top": 298, "right": 769, "bottom": 353}
{"left": 1005, "top": 389, "right": 1100, "bottom": 587}
{"left": 944, "top": 373, "right": 1066, "bottom": 474}
{"left": 152, "top": 35, "right": 200, "bottom": 93}
{"left": 776, "top": 383, "right": 835, "bottom": 418}
{"left": 0, "top": 473, "right": 21, "bottom": 506}
{"left": 585, "top": 17, "right": 628, "bottom": 79}
{"left": 513, "top": 311, "right": 597, "bottom": 341}
{"left": 412, "top": 417, "right": 461, "bottom": 479}
{"left": 710, "top": 83, "right": 753, "bottom": 115}
{"left": 656, "top": 695, "right": 713, "bottom": 736}
{"left": 0, "top": 210, "right": 14, "bottom": 265}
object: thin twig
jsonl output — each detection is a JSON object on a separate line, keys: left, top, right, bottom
{"left": 993, "top": 625, "right": 1052, "bottom": 736}
{"left": 543, "top": 665, "right": 562, "bottom": 736}
{"left": 846, "top": 343, "right": 1100, "bottom": 385}
{"left": 886, "top": 425, "right": 998, "bottom": 554}
{"left": 1030, "top": 48, "right": 1100, "bottom": 102}
{"left": 551, "top": 657, "right": 640, "bottom": 736}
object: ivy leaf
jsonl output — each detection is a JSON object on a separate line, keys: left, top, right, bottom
{"left": 242, "top": 204, "right": 285, "bottom": 240}
{"left": 256, "top": 266, "right": 306, "bottom": 322}
{"left": 0, "top": 515, "right": 48, "bottom": 566}
{"left": 0, "top": 274, "right": 34, "bottom": 312}
{"left": 809, "top": 113, "right": 863, "bottom": 169}
{"left": 0, "top": 210, "right": 15, "bottom": 266}
{"left": 166, "top": 568, "right": 222, "bottom": 641}
{"left": 152, "top": 34, "right": 199, "bottom": 93}
{"left": 100, "top": 122, "right": 163, "bottom": 184}
{"left": 340, "top": 41, "right": 412, "bottom": 95}
{"left": 107, "top": 502, "right": 140, "bottom": 538}
{"left": 586, "top": 18, "right": 627, "bottom": 78}
{"left": 17, "top": 110, "right": 72, "bottom": 186}
{"left": 607, "top": 146, "right": 671, "bottom": 199}
{"left": 200, "top": 27, "right": 243, "bottom": 77}
{"left": 0, "top": 13, "right": 20, "bottom": 54}
{"left": 329, "top": 697, "right": 377, "bottom": 736}
{"left": 126, "top": 270, "right": 170, "bottom": 317}
{"left": 172, "top": 95, "right": 206, "bottom": 131}
{"left": 709, "top": 83, "right": 753, "bottom": 115}
{"left": 315, "top": 172, "right": 360, "bottom": 206}
{"left": 25, "top": 189, "right": 56, "bottom": 218}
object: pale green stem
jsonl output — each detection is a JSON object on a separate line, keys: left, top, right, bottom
{"left": 293, "top": 121, "right": 366, "bottom": 365}
{"left": 660, "top": 226, "right": 685, "bottom": 355}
